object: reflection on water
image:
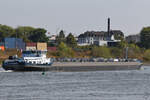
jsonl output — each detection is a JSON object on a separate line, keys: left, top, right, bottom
{"left": 0, "top": 66, "right": 150, "bottom": 100}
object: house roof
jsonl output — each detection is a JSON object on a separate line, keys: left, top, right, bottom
{"left": 78, "top": 30, "right": 124, "bottom": 38}
{"left": 78, "top": 31, "right": 108, "bottom": 38}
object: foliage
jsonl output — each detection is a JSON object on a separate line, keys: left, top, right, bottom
{"left": 143, "top": 49, "right": 150, "bottom": 61}
{"left": 29, "top": 28, "right": 49, "bottom": 42}
{"left": 0, "top": 24, "right": 49, "bottom": 43}
{"left": 117, "top": 40, "right": 128, "bottom": 48}
{"left": 13, "top": 26, "right": 35, "bottom": 42}
{"left": 91, "top": 46, "right": 112, "bottom": 58}
{"left": 111, "top": 30, "right": 124, "bottom": 40}
{"left": 0, "top": 24, "right": 15, "bottom": 41}
{"left": 57, "top": 42, "right": 74, "bottom": 57}
{"left": 56, "top": 30, "right": 65, "bottom": 44}
{"left": 110, "top": 47, "right": 123, "bottom": 58}
{"left": 140, "top": 27, "right": 150, "bottom": 49}
{"left": 127, "top": 44, "right": 141, "bottom": 58}
{"left": 66, "top": 33, "right": 77, "bottom": 47}
{"left": 75, "top": 45, "right": 94, "bottom": 52}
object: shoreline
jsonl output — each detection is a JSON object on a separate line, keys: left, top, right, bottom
{"left": 142, "top": 63, "right": 150, "bottom": 66}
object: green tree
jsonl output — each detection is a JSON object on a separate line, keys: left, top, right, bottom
{"left": 127, "top": 43, "right": 141, "bottom": 58}
{"left": 66, "top": 33, "right": 77, "bottom": 47}
{"left": 13, "top": 26, "right": 35, "bottom": 42}
{"left": 140, "top": 27, "right": 150, "bottom": 49}
{"left": 0, "top": 24, "right": 14, "bottom": 41}
{"left": 29, "top": 28, "right": 48, "bottom": 42}
{"left": 56, "top": 30, "right": 65, "bottom": 44}
{"left": 117, "top": 40, "right": 128, "bottom": 48}
{"left": 57, "top": 42, "right": 74, "bottom": 57}
{"left": 143, "top": 49, "right": 150, "bottom": 61}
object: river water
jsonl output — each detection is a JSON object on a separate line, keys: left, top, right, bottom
{"left": 0, "top": 66, "right": 150, "bottom": 100}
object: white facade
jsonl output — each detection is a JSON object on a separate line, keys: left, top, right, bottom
{"left": 49, "top": 35, "right": 56, "bottom": 40}
{"left": 78, "top": 37, "right": 108, "bottom": 46}
{"left": 78, "top": 31, "right": 120, "bottom": 46}
{"left": 26, "top": 46, "right": 36, "bottom": 50}
{"left": 99, "top": 40, "right": 108, "bottom": 46}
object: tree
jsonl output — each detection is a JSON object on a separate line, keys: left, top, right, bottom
{"left": 143, "top": 49, "right": 150, "bottom": 61}
{"left": 0, "top": 24, "right": 14, "bottom": 41}
{"left": 13, "top": 26, "right": 35, "bottom": 42}
{"left": 57, "top": 42, "right": 74, "bottom": 57}
{"left": 127, "top": 43, "right": 141, "bottom": 58}
{"left": 56, "top": 30, "right": 65, "bottom": 44}
{"left": 29, "top": 28, "right": 49, "bottom": 42}
{"left": 91, "top": 46, "right": 112, "bottom": 58}
{"left": 110, "top": 47, "right": 123, "bottom": 58}
{"left": 140, "top": 27, "right": 150, "bottom": 49}
{"left": 117, "top": 40, "right": 128, "bottom": 49}
{"left": 111, "top": 30, "right": 124, "bottom": 40}
{"left": 66, "top": 33, "right": 77, "bottom": 47}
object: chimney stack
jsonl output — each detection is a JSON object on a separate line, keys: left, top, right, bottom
{"left": 107, "top": 18, "right": 110, "bottom": 36}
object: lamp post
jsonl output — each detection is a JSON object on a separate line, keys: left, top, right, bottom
{"left": 125, "top": 47, "right": 128, "bottom": 61}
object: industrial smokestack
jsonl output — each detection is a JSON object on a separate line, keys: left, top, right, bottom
{"left": 107, "top": 18, "right": 110, "bottom": 36}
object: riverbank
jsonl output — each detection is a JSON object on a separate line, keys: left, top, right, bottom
{"left": 142, "top": 62, "right": 150, "bottom": 66}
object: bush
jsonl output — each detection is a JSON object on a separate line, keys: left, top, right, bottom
{"left": 110, "top": 47, "right": 123, "bottom": 58}
{"left": 57, "top": 42, "right": 75, "bottom": 57}
{"left": 143, "top": 49, "right": 150, "bottom": 61}
{"left": 91, "top": 46, "right": 112, "bottom": 58}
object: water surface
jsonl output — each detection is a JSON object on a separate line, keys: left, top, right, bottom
{"left": 0, "top": 66, "right": 150, "bottom": 100}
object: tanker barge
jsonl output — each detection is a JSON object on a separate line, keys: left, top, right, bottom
{"left": 2, "top": 50, "right": 142, "bottom": 71}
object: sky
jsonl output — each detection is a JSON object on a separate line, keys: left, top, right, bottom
{"left": 0, "top": 0, "right": 150, "bottom": 36}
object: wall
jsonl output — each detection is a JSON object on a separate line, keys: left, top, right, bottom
{"left": 37, "top": 43, "right": 47, "bottom": 51}
{"left": 26, "top": 46, "right": 37, "bottom": 50}
{"left": 4, "top": 38, "right": 25, "bottom": 50}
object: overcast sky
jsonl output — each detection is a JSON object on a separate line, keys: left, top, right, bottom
{"left": 0, "top": 0, "right": 149, "bottom": 36}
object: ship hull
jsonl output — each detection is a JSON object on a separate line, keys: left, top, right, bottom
{"left": 2, "top": 62, "right": 142, "bottom": 72}
{"left": 2, "top": 64, "right": 51, "bottom": 71}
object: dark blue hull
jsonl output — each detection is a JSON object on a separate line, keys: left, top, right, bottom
{"left": 2, "top": 62, "right": 52, "bottom": 71}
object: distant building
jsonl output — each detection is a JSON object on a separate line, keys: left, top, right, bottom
{"left": 37, "top": 42, "right": 47, "bottom": 51}
{"left": 48, "top": 35, "right": 57, "bottom": 43}
{"left": 77, "top": 31, "right": 121, "bottom": 46}
{"left": 26, "top": 43, "right": 37, "bottom": 50}
{"left": 126, "top": 34, "right": 140, "bottom": 43}
{"left": 26, "top": 42, "right": 47, "bottom": 51}
{"left": 78, "top": 18, "right": 124, "bottom": 46}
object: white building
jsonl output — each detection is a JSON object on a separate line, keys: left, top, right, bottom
{"left": 48, "top": 35, "right": 57, "bottom": 43}
{"left": 78, "top": 30, "right": 122, "bottom": 46}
